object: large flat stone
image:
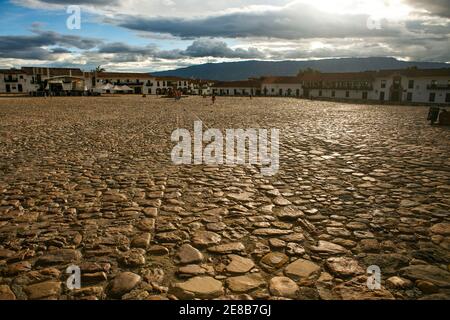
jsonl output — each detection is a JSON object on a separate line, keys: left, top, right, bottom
{"left": 170, "top": 276, "right": 224, "bottom": 299}
{"left": 284, "top": 258, "right": 321, "bottom": 281}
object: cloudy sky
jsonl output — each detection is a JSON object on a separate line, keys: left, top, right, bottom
{"left": 0, "top": 0, "right": 448, "bottom": 71}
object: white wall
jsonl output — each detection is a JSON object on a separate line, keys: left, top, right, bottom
{"left": 213, "top": 87, "right": 258, "bottom": 96}
{"left": 371, "top": 75, "right": 450, "bottom": 103}
{"left": 401, "top": 76, "right": 450, "bottom": 103}
{"left": 0, "top": 73, "right": 35, "bottom": 93}
{"left": 309, "top": 88, "right": 370, "bottom": 100}
{"left": 96, "top": 76, "right": 156, "bottom": 94}
{"left": 262, "top": 83, "right": 302, "bottom": 96}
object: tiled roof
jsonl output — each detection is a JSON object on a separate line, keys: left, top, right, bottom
{"left": 376, "top": 68, "right": 450, "bottom": 78}
{"left": 299, "top": 71, "right": 375, "bottom": 82}
{"left": 21, "top": 67, "right": 84, "bottom": 77}
{"left": 298, "top": 68, "right": 450, "bottom": 82}
{"left": 97, "top": 72, "right": 154, "bottom": 79}
{"left": 212, "top": 80, "right": 261, "bottom": 88}
{"left": 0, "top": 69, "right": 27, "bottom": 74}
{"left": 261, "top": 76, "right": 301, "bottom": 84}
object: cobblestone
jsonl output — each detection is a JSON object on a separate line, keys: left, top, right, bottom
{"left": 0, "top": 96, "right": 449, "bottom": 300}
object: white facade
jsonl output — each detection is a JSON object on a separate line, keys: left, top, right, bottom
{"left": 95, "top": 73, "right": 155, "bottom": 94}
{"left": 261, "top": 79, "right": 302, "bottom": 97}
{"left": 1, "top": 67, "right": 448, "bottom": 103}
{"left": 303, "top": 69, "right": 450, "bottom": 104}
{"left": 0, "top": 70, "right": 35, "bottom": 93}
{"left": 308, "top": 88, "right": 371, "bottom": 100}
{"left": 213, "top": 87, "right": 258, "bottom": 96}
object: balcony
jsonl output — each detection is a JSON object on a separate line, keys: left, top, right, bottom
{"left": 303, "top": 84, "right": 373, "bottom": 91}
{"left": 427, "top": 84, "right": 450, "bottom": 90}
{"left": 114, "top": 81, "right": 144, "bottom": 86}
{"left": 4, "top": 78, "right": 18, "bottom": 83}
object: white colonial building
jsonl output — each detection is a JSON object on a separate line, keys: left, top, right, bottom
{"left": 0, "top": 66, "right": 448, "bottom": 104}
{"left": 261, "top": 76, "right": 302, "bottom": 97}
{"left": 373, "top": 69, "right": 450, "bottom": 104}
{"left": 94, "top": 72, "right": 156, "bottom": 94}
{"left": 0, "top": 69, "right": 32, "bottom": 93}
{"left": 301, "top": 68, "right": 450, "bottom": 104}
{"left": 212, "top": 80, "right": 261, "bottom": 96}
{"left": 0, "top": 67, "right": 90, "bottom": 95}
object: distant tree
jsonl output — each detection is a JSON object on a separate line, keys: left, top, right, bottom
{"left": 297, "top": 67, "right": 321, "bottom": 77}
{"left": 94, "top": 65, "right": 105, "bottom": 73}
{"left": 406, "top": 66, "right": 418, "bottom": 70}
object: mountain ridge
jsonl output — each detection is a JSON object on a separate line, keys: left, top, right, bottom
{"left": 150, "top": 57, "right": 449, "bottom": 81}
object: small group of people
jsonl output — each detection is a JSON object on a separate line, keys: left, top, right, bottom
{"left": 428, "top": 107, "right": 450, "bottom": 125}
{"left": 202, "top": 93, "right": 216, "bottom": 104}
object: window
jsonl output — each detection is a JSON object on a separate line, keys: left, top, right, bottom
{"left": 271, "top": 88, "right": 275, "bottom": 93}
{"left": 408, "top": 80, "right": 414, "bottom": 89}
{"left": 429, "top": 92, "right": 436, "bottom": 102}
{"left": 431, "top": 80, "right": 437, "bottom": 86}
{"left": 407, "top": 92, "right": 413, "bottom": 102}
{"left": 381, "top": 80, "right": 386, "bottom": 88}
{"left": 345, "top": 91, "right": 350, "bottom": 98}
{"left": 332, "top": 91, "right": 335, "bottom": 97}
{"left": 446, "top": 93, "right": 450, "bottom": 103}
{"left": 362, "top": 92, "right": 368, "bottom": 100}
{"left": 157, "top": 81, "right": 160, "bottom": 87}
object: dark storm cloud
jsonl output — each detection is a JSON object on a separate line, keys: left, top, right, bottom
{"left": 184, "top": 40, "right": 265, "bottom": 59}
{"left": 0, "top": 29, "right": 101, "bottom": 60}
{"left": 114, "top": 4, "right": 399, "bottom": 40}
{"left": 97, "top": 39, "right": 265, "bottom": 60}
{"left": 405, "top": 0, "right": 450, "bottom": 18}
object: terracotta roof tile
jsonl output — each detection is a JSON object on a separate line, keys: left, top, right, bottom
{"left": 97, "top": 72, "right": 154, "bottom": 79}
{"left": 212, "top": 80, "right": 261, "bottom": 88}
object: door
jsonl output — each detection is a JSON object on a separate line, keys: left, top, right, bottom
{"left": 429, "top": 93, "right": 436, "bottom": 103}
{"left": 379, "top": 91, "right": 385, "bottom": 101}
{"left": 406, "top": 92, "right": 412, "bottom": 102}
{"left": 18, "top": 84, "right": 23, "bottom": 92}
{"left": 389, "top": 76, "right": 402, "bottom": 102}
{"left": 6, "top": 84, "right": 10, "bottom": 93}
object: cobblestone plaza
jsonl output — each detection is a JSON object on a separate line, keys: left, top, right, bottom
{"left": 0, "top": 96, "right": 449, "bottom": 300}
